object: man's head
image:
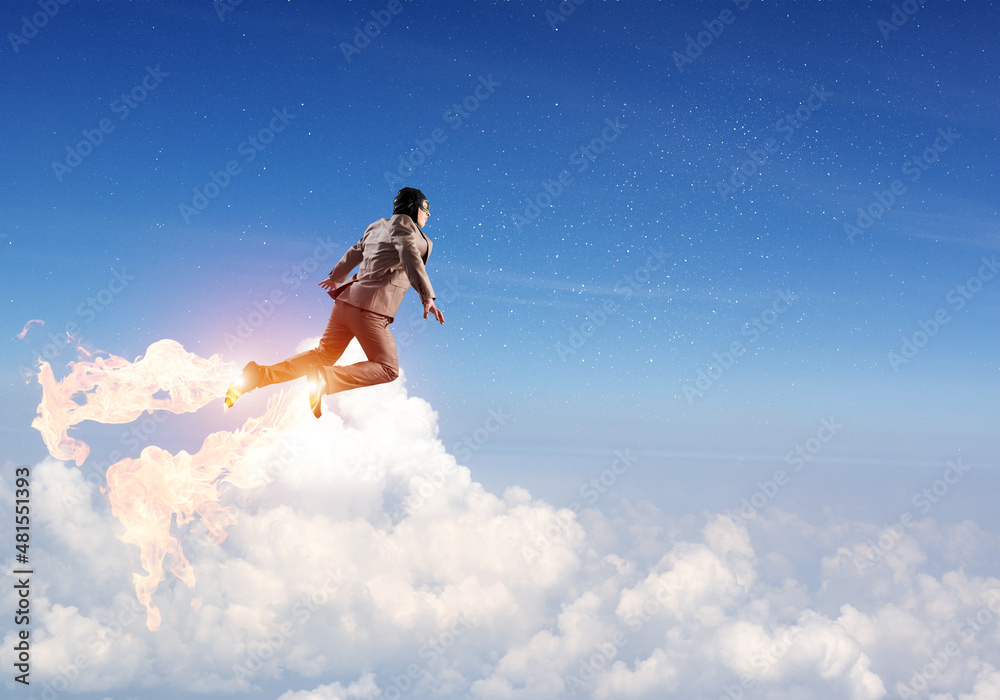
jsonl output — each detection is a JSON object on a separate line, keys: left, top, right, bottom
{"left": 393, "top": 187, "right": 430, "bottom": 227}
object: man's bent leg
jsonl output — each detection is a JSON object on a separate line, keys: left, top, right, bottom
{"left": 258, "top": 349, "right": 323, "bottom": 386}
{"left": 320, "top": 303, "right": 399, "bottom": 394}
{"left": 258, "top": 303, "right": 354, "bottom": 387}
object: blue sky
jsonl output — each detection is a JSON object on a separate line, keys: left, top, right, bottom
{"left": 2, "top": 1, "right": 1000, "bottom": 699}
{"left": 4, "top": 0, "right": 998, "bottom": 470}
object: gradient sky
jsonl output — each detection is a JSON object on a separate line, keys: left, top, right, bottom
{"left": 2, "top": 1, "right": 1000, "bottom": 699}
{"left": 4, "top": 0, "right": 999, "bottom": 467}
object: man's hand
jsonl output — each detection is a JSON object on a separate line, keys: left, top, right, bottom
{"left": 318, "top": 278, "right": 338, "bottom": 292}
{"left": 423, "top": 298, "right": 444, "bottom": 324}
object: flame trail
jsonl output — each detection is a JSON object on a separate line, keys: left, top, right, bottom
{"left": 106, "top": 390, "right": 295, "bottom": 630}
{"left": 32, "top": 339, "right": 237, "bottom": 466}
{"left": 32, "top": 338, "right": 299, "bottom": 630}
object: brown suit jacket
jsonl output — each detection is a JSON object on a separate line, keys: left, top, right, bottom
{"left": 327, "top": 214, "right": 435, "bottom": 321}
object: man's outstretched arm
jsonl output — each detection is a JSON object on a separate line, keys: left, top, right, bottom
{"left": 391, "top": 221, "right": 436, "bottom": 303}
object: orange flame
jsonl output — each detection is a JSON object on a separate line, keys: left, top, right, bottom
{"left": 32, "top": 339, "right": 237, "bottom": 466}
{"left": 106, "top": 389, "right": 295, "bottom": 630}
{"left": 31, "top": 338, "right": 299, "bottom": 631}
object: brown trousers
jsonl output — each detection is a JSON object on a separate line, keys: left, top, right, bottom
{"left": 258, "top": 301, "right": 398, "bottom": 395}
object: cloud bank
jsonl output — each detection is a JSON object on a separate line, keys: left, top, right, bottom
{"left": 2, "top": 340, "right": 999, "bottom": 699}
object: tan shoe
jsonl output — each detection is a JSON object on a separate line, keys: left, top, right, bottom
{"left": 307, "top": 368, "right": 326, "bottom": 419}
{"left": 225, "top": 361, "right": 263, "bottom": 407}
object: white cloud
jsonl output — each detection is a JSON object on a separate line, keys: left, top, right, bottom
{"left": 2, "top": 340, "right": 1000, "bottom": 699}
{"left": 276, "top": 672, "right": 381, "bottom": 700}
